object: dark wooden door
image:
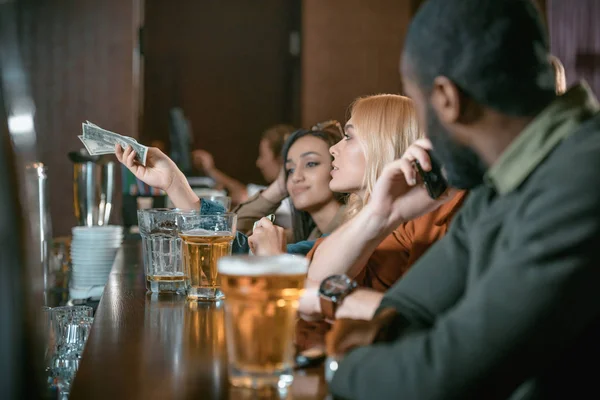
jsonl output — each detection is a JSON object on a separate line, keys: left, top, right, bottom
{"left": 142, "top": 0, "right": 298, "bottom": 185}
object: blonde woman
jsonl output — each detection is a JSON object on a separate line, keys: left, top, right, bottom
{"left": 264, "top": 94, "right": 468, "bottom": 350}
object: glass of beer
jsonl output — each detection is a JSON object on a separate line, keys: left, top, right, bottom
{"left": 218, "top": 255, "right": 309, "bottom": 389}
{"left": 178, "top": 213, "right": 237, "bottom": 301}
{"left": 138, "top": 208, "right": 192, "bottom": 294}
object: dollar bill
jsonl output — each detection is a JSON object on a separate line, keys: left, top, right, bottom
{"left": 81, "top": 122, "right": 148, "bottom": 165}
{"left": 78, "top": 135, "right": 116, "bottom": 155}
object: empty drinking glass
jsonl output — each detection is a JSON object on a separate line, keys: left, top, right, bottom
{"left": 138, "top": 209, "right": 193, "bottom": 294}
{"left": 43, "top": 306, "right": 94, "bottom": 398}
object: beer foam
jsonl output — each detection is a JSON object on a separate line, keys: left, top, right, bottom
{"left": 182, "top": 229, "right": 232, "bottom": 236}
{"left": 218, "top": 255, "right": 309, "bottom": 275}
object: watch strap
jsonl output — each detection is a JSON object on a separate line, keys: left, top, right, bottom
{"left": 320, "top": 295, "right": 337, "bottom": 321}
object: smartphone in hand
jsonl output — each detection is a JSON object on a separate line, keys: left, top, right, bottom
{"left": 413, "top": 150, "right": 448, "bottom": 199}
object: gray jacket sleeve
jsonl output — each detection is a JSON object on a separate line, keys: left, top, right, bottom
{"left": 330, "top": 169, "right": 600, "bottom": 399}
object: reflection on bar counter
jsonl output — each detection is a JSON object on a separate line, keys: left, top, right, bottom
{"left": 218, "top": 254, "right": 309, "bottom": 390}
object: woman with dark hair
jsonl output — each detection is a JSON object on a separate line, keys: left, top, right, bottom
{"left": 236, "top": 122, "right": 346, "bottom": 253}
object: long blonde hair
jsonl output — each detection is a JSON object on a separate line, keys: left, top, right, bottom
{"left": 345, "top": 94, "right": 423, "bottom": 220}
{"left": 549, "top": 54, "right": 567, "bottom": 95}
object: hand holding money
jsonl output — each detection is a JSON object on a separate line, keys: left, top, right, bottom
{"left": 116, "top": 144, "right": 177, "bottom": 193}
{"left": 115, "top": 144, "right": 201, "bottom": 211}
{"left": 79, "top": 121, "right": 148, "bottom": 165}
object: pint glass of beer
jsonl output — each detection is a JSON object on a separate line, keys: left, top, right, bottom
{"left": 178, "top": 213, "right": 237, "bottom": 301}
{"left": 218, "top": 255, "right": 309, "bottom": 389}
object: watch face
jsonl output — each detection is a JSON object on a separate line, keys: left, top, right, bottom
{"left": 320, "top": 275, "right": 353, "bottom": 297}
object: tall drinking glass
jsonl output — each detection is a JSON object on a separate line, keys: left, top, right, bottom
{"left": 178, "top": 213, "right": 237, "bottom": 301}
{"left": 138, "top": 208, "right": 192, "bottom": 294}
{"left": 218, "top": 255, "right": 309, "bottom": 389}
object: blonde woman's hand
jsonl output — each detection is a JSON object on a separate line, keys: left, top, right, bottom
{"left": 365, "top": 139, "right": 456, "bottom": 229}
{"left": 248, "top": 217, "right": 287, "bottom": 256}
{"left": 117, "top": 144, "right": 184, "bottom": 192}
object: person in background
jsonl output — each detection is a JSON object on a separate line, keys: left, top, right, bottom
{"left": 192, "top": 124, "right": 295, "bottom": 208}
{"left": 319, "top": 0, "right": 600, "bottom": 398}
{"left": 238, "top": 125, "right": 347, "bottom": 255}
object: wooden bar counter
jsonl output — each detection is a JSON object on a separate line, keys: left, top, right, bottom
{"left": 70, "top": 241, "right": 329, "bottom": 400}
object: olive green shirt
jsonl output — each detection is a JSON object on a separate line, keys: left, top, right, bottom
{"left": 330, "top": 82, "right": 600, "bottom": 399}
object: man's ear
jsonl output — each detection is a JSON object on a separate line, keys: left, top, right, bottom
{"left": 430, "top": 76, "right": 463, "bottom": 124}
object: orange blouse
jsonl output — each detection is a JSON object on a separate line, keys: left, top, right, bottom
{"left": 296, "top": 191, "right": 468, "bottom": 350}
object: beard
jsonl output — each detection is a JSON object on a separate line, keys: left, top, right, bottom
{"left": 425, "top": 105, "right": 486, "bottom": 190}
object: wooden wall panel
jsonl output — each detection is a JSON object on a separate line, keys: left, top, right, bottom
{"left": 548, "top": 0, "right": 600, "bottom": 96}
{"left": 142, "top": 0, "right": 296, "bottom": 185}
{"left": 18, "top": 0, "right": 138, "bottom": 236}
{"left": 301, "top": 0, "right": 412, "bottom": 126}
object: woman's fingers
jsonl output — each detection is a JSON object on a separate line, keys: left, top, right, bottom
{"left": 115, "top": 144, "right": 124, "bottom": 161}
{"left": 125, "top": 147, "right": 137, "bottom": 168}
{"left": 413, "top": 138, "right": 433, "bottom": 150}
{"left": 402, "top": 144, "right": 432, "bottom": 171}
{"left": 256, "top": 217, "right": 274, "bottom": 230}
{"left": 397, "top": 158, "right": 418, "bottom": 186}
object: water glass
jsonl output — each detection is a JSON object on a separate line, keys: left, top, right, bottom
{"left": 43, "top": 306, "right": 94, "bottom": 398}
{"left": 178, "top": 213, "right": 237, "bottom": 301}
{"left": 56, "top": 315, "right": 94, "bottom": 357}
{"left": 138, "top": 208, "right": 193, "bottom": 294}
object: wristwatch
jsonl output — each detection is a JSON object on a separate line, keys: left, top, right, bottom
{"left": 319, "top": 274, "right": 358, "bottom": 321}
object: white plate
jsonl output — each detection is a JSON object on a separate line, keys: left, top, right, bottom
{"left": 70, "top": 248, "right": 119, "bottom": 255}
{"left": 72, "top": 236, "right": 123, "bottom": 241}
{"left": 71, "top": 261, "right": 114, "bottom": 268}
{"left": 72, "top": 225, "right": 122, "bottom": 232}
{"left": 71, "top": 269, "right": 111, "bottom": 276}
{"left": 71, "top": 238, "right": 123, "bottom": 245}
{"left": 71, "top": 243, "right": 122, "bottom": 248}
{"left": 71, "top": 277, "right": 109, "bottom": 286}
{"left": 70, "top": 285, "right": 105, "bottom": 300}
{"left": 71, "top": 247, "right": 119, "bottom": 252}
{"left": 71, "top": 243, "right": 122, "bottom": 249}
{"left": 71, "top": 252, "right": 117, "bottom": 258}
{"left": 71, "top": 257, "right": 117, "bottom": 264}
{"left": 72, "top": 272, "right": 109, "bottom": 280}
{"left": 72, "top": 233, "right": 123, "bottom": 238}
{"left": 71, "top": 259, "right": 116, "bottom": 266}
{"left": 71, "top": 264, "right": 114, "bottom": 271}
{"left": 70, "top": 251, "right": 118, "bottom": 257}
{"left": 72, "top": 234, "right": 122, "bottom": 239}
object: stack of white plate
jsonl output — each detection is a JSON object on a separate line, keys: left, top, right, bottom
{"left": 69, "top": 226, "right": 123, "bottom": 300}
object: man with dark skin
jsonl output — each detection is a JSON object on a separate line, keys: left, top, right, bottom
{"left": 314, "top": 0, "right": 600, "bottom": 398}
